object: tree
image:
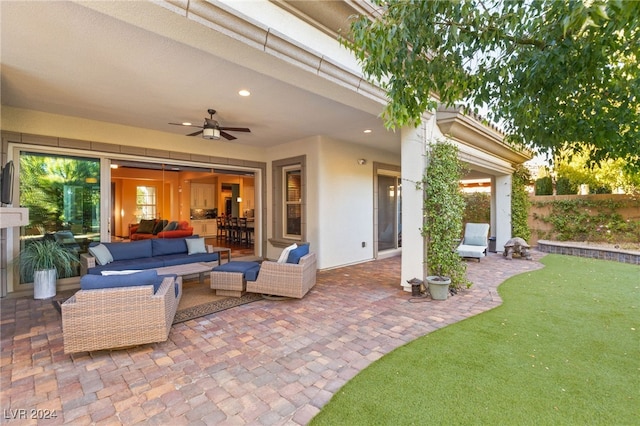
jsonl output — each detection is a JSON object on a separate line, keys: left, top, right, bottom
{"left": 344, "top": 0, "right": 640, "bottom": 169}
{"left": 554, "top": 146, "right": 640, "bottom": 194}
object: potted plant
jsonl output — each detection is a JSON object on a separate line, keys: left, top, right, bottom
{"left": 19, "top": 238, "right": 77, "bottom": 299}
{"left": 420, "top": 140, "right": 470, "bottom": 299}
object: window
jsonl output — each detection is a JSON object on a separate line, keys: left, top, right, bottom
{"left": 272, "top": 156, "right": 305, "bottom": 245}
{"left": 136, "top": 186, "right": 157, "bottom": 220}
{"left": 284, "top": 167, "right": 302, "bottom": 238}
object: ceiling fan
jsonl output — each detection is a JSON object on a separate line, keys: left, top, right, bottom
{"left": 169, "top": 109, "right": 251, "bottom": 140}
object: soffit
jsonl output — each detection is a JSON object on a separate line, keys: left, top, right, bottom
{"left": 0, "top": 0, "right": 397, "bottom": 153}
{"left": 436, "top": 106, "right": 532, "bottom": 166}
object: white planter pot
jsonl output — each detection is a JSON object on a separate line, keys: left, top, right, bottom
{"left": 426, "top": 276, "right": 451, "bottom": 300}
{"left": 33, "top": 269, "right": 57, "bottom": 299}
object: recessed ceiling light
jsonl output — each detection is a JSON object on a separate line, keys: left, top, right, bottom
{"left": 182, "top": 122, "right": 192, "bottom": 126}
{"left": 238, "top": 89, "right": 251, "bottom": 97}
{"left": 364, "top": 129, "right": 372, "bottom": 133}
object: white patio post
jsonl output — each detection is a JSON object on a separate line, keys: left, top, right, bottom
{"left": 492, "top": 174, "right": 513, "bottom": 252}
{"left": 400, "top": 113, "right": 434, "bottom": 291}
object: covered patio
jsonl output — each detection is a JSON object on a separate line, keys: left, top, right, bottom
{"left": 1, "top": 252, "right": 544, "bottom": 425}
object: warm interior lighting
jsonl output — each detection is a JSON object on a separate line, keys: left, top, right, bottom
{"left": 182, "top": 122, "right": 192, "bottom": 126}
{"left": 110, "top": 164, "right": 118, "bottom": 169}
{"left": 237, "top": 196, "right": 242, "bottom": 203}
{"left": 363, "top": 129, "right": 372, "bottom": 133}
{"left": 203, "top": 127, "right": 221, "bottom": 140}
{"left": 238, "top": 89, "right": 251, "bottom": 97}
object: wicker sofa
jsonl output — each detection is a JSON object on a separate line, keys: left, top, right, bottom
{"left": 61, "top": 272, "right": 182, "bottom": 354}
{"left": 245, "top": 251, "right": 317, "bottom": 299}
{"left": 80, "top": 237, "right": 219, "bottom": 276}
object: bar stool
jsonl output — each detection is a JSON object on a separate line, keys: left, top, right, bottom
{"left": 216, "top": 217, "right": 226, "bottom": 240}
{"left": 238, "top": 217, "right": 249, "bottom": 246}
{"left": 229, "top": 217, "right": 240, "bottom": 243}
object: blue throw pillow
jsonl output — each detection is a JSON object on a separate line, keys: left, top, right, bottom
{"left": 80, "top": 270, "right": 162, "bottom": 293}
{"left": 162, "top": 221, "right": 178, "bottom": 232}
{"left": 287, "top": 243, "right": 310, "bottom": 264}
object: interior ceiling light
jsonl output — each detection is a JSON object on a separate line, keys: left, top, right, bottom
{"left": 181, "top": 122, "right": 192, "bottom": 126}
{"left": 238, "top": 89, "right": 251, "bottom": 97}
{"left": 202, "top": 125, "right": 221, "bottom": 140}
{"left": 364, "top": 129, "right": 372, "bottom": 133}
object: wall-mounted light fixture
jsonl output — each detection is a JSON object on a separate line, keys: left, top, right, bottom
{"left": 357, "top": 158, "right": 367, "bottom": 165}
{"left": 236, "top": 196, "right": 243, "bottom": 203}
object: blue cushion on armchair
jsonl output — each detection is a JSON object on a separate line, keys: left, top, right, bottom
{"left": 287, "top": 243, "right": 310, "bottom": 264}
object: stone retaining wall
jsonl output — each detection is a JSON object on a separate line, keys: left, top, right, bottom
{"left": 537, "top": 240, "right": 640, "bottom": 265}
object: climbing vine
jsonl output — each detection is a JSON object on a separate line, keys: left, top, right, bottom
{"left": 421, "top": 140, "right": 470, "bottom": 290}
{"left": 511, "top": 165, "right": 531, "bottom": 241}
{"left": 531, "top": 197, "right": 640, "bottom": 243}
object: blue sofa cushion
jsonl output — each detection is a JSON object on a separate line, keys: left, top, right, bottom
{"left": 159, "top": 252, "right": 218, "bottom": 266}
{"left": 151, "top": 238, "right": 188, "bottom": 256}
{"left": 213, "top": 261, "right": 261, "bottom": 279}
{"left": 244, "top": 265, "right": 261, "bottom": 281}
{"left": 87, "top": 258, "right": 165, "bottom": 275}
{"left": 287, "top": 243, "right": 310, "bottom": 264}
{"left": 102, "top": 240, "right": 153, "bottom": 261}
{"left": 81, "top": 270, "right": 164, "bottom": 293}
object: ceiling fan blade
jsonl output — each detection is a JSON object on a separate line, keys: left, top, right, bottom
{"left": 220, "top": 127, "right": 251, "bottom": 133}
{"left": 186, "top": 130, "right": 203, "bottom": 137}
{"left": 168, "top": 122, "right": 203, "bottom": 129}
{"left": 220, "top": 131, "right": 237, "bottom": 140}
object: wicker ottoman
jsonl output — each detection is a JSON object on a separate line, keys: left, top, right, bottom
{"left": 210, "top": 261, "right": 261, "bottom": 297}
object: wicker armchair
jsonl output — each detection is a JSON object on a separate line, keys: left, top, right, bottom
{"left": 246, "top": 252, "right": 317, "bottom": 299}
{"left": 61, "top": 276, "right": 182, "bottom": 354}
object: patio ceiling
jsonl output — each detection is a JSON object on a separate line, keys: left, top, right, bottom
{"left": 1, "top": 1, "right": 399, "bottom": 153}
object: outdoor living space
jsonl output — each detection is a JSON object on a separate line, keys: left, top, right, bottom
{"left": 0, "top": 252, "right": 546, "bottom": 424}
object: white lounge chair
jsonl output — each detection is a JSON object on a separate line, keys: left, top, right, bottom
{"left": 457, "top": 223, "right": 490, "bottom": 261}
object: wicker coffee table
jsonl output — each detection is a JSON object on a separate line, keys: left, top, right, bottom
{"left": 155, "top": 263, "right": 213, "bottom": 284}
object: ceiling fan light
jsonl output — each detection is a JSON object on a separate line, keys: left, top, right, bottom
{"left": 202, "top": 127, "right": 220, "bottom": 140}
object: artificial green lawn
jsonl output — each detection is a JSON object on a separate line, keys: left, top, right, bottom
{"left": 311, "top": 255, "right": 639, "bottom": 425}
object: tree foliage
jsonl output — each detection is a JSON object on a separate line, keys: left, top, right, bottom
{"left": 344, "top": 0, "right": 640, "bottom": 169}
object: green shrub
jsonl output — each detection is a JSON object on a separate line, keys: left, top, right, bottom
{"left": 535, "top": 176, "right": 553, "bottom": 195}
{"left": 463, "top": 192, "right": 491, "bottom": 224}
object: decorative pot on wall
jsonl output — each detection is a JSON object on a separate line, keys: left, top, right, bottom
{"left": 426, "top": 276, "right": 451, "bottom": 301}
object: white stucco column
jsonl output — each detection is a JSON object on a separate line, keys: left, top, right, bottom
{"left": 400, "top": 115, "right": 434, "bottom": 291}
{"left": 492, "top": 174, "right": 512, "bottom": 252}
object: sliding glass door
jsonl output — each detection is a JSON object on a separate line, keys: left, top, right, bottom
{"left": 377, "top": 174, "right": 402, "bottom": 251}
{"left": 19, "top": 152, "right": 101, "bottom": 281}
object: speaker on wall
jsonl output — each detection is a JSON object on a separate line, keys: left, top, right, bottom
{"left": 1, "top": 160, "right": 14, "bottom": 205}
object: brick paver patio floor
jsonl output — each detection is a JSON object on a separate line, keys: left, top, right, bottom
{"left": 1, "top": 251, "right": 545, "bottom": 425}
